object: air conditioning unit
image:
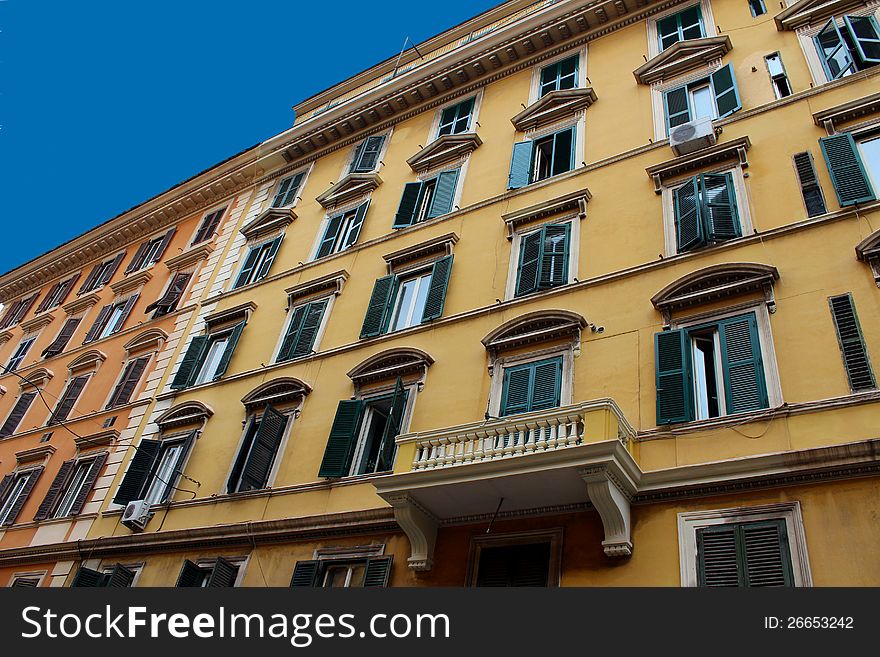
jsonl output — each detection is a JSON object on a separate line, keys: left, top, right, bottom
{"left": 121, "top": 499, "right": 152, "bottom": 531}
{"left": 669, "top": 117, "right": 717, "bottom": 156}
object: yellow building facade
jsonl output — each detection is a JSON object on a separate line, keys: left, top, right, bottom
{"left": 2, "top": 0, "right": 880, "bottom": 587}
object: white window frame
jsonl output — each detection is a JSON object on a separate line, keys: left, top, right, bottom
{"left": 429, "top": 91, "right": 484, "bottom": 142}
{"left": 387, "top": 270, "right": 433, "bottom": 333}
{"left": 52, "top": 458, "right": 97, "bottom": 518}
{"left": 646, "top": 0, "right": 717, "bottom": 59}
{"left": 232, "top": 233, "right": 282, "bottom": 289}
{"left": 8, "top": 571, "right": 47, "bottom": 588}
{"left": 650, "top": 61, "right": 723, "bottom": 141}
{"left": 190, "top": 204, "right": 228, "bottom": 244}
{"left": 100, "top": 562, "right": 145, "bottom": 587}
{"left": 488, "top": 346, "right": 575, "bottom": 418}
{"left": 504, "top": 216, "right": 581, "bottom": 301}
{"left": 270, "top": 294, "right": 336, "bottom": 364}
{"left": 678, "top": 501, "right": 812, "bottom": 587}
{"left": 269, "top": 164, "right": 313, "bottom": 210}
{"left": 0, "top": 468, "right": 39, "bottom": 524}
{"left": 348, "top": 383, "right": 418, "bottom": 477}
{"left": 795, "top": 5, "right": 880, "bottom": 86}
{"left": 340, "top": 129, "right": 393, "bottom": 178}
{"left": 192, "top": 333, "right": 230, "bottom": 386}
{"left": 140, "top": 434, "right": 190, "bottom": 506}
{"left": 528, "top": 46, "right": 588, "bottom": 104}
{"left": 660, "top": 163, "right": 754, "bottom": 258}
{"left": 6, "top": 333, "right": 38, "bottom": 371}
{"left": 223, "top": 407, "right": 297, "bottom": 495}
{"left": 522, "top": 113, "right": 586, "bottom": 184}
{"left": 309, "top": 196, "right": 372, "bottom": 261}
{"left": 192, "top": 556, "right": 249, "bottom": 587}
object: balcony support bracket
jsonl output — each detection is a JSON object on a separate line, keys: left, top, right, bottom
{"left": 580, "top": 466, "right": 635, "bottom": 557}
{"left": 384, "top": 493, "right": 438, "bottom": 571}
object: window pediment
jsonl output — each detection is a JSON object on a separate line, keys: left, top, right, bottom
{"left": 241, "top": 207, "right": 296, "bottom": 241}
{"left": 774, "top": 0, "right": 870, "bottom": 30}
{"left": 164, "top": 244, "right": 214, "bottom": 271}
{"left": 156, "top": 400, "right": 214, "bottom": 431}
{"left": 406, "top": 133, "right": 482, "bottom": 173}
{"left": 856, "top": 229, "right": 880, "bottom": 286}
{"left": 510, "top": 88, "right": 597, "bottom": 132}
{"left": 347, "top": 347, "right": 434, "bottom": 389}
{"left": 74, "top": 429, "right": 119, "bottom": 450}
{"left": 382, "top": 233, "right": 458, "bottom": 273}
{"left": 651, "top": 262, "right": 779, "bottom": 325}
{"left": 62, "top": 292, "right": 101, "bottom": 316}
{"left": 286, "top": 270, "right": 349, "bottom": 306}
{"left": 68, "top": 349, "right": 107, "bottom": 373}
{"left": 111, "top": 270, "right": 151, "bottom": 296}
{"left": 634, "top": 36, "right": 731, "bottom": 85}
{"left": 646, "top": 136, "right": 751, "bottom": 193}
{"left": 812, "top": 91, "right": 880, "bottom": 135}
{"left": 16, "top": 444, "right": 56, "bottom": 464}
{"left": 315, "top": 173, "right": 382, "bottom": 209}
{"left": 204, "top": 301, "right": 257, "bottom": 329}
{"left": 502, "top": 188, "right": 590, "bottom": 238}
{"left": 124, "top": 328, "right": 168, "bottom": 356}
{"left": 20, "top": 367, "right": 53, "bottom": 389}
{"left": 19, "top": 313, "right": 54, "bottom": 334}
{"left": 241, "top": 377, "right": 311, "bottom": 411}
{"left": 482, "top": 310, "right": 587, "bottom": 357}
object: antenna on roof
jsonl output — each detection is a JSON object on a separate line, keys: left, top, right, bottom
{"left": 392, "top": 36, "right": 426, "bottom": 78}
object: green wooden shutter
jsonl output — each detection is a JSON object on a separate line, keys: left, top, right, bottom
{"left": 426, "top": 169, "right": 460, "bottom": 218}
{"left": 207, "top": 557, "right": 238, "bottom": 587}
{"left": 279, "top": 299, "right": 327, "bottom": 362}
{"left": 363, "top": 556, "right": 393, "bottom": 587}
{"left": 551, "top": 127, "right": 575, "bottom": 176}
{"left": 170, "top": 335, "right": 208, "bottom": 389}
{"left": 815, "top": 18, "right": 855, "bottom": 79}
{"left": 159, "top": 430, "right": 197, "bottom": 504}
{"left": 176, "top": 560, "right": 205, "bottom": 587}
{"left": 701, "top": 173, "right": 740, "bottom": 240}
{"left": 377, "top": 378, "right": 407, "bottom": 472}
{"left": 673, "top": 177, "right": 705, "bottom": 252}
{"left": 71, "top": 566, "right": 108, "bottom": 587}
{"left": 696, "top": 525, "right": 741, "bottom": 586}
{"left": 360, "top": 275, "right": 395, "bottom": 338}
{"left": 655, "top": 329, "right": 693, "bottom": 424}
{"left": 112, "top": 438, "right": 161, "bottom": 505}
{"left": 741, "top": 520, "right": 794, "bottom": 587}
{"left": 1, "top": 467, "right": 43, "bottom": 526}
{"left": 277, "top": 304, "right": 308, "bottom": 363}
{"left": 272, "top": 172, "right": 305, "bottom": 208}
{"left": 718, "top": 313, "right": 768, "bottom": 414}
{"left": 538, "top": 223, "right": 570, "bottom": 288}
{"left": 792, "top": 152, "right": 827, "bottom": 217}
{"left": 500, "top": 365, "right": 532, "bottom": 416}
{"left": 530, "top": 358, "right": 562, "bottom": 411}
{"left": 318, "top": 400, "right": 364, "bottom": 477}
{"left": 341, "top": 200, "right": 369, "bottom": 250}
{"left": 515, "top": 230, "right": 543, "bottom": 297}
{"left": 421, "top": 255, "right": 453, "bottom": 322}
{"left": 508, "top": 141, "right": 534, "bottom": 189}
{"left": 238, "top": 405, "right": 288, "bottom": 491}
{"left": 254, "top": 236, "right": 282, "bottom": 281}
{"left": 844, "top": 15, "right": 880, "bottom": 65}
{"left": 829, "top": 294, "right": 875, "bottom": 391}
{"left": 233, "top": 245, "right": 262, "bottom": 288}
{"left": 316, "top": 213, "right": 344, "bottom": 258}
{"left": 394, "top": 182, "right": 424, "bottom": 228}
{"left": 820, "top": 133, "right": 876, "bottom": 206}
{"left": 212, "top": 321, "right": 245, "bottom": 380}
{"left": 106, "top": 564, "right": 136, "bottom": 588}
{"left": 711, "top": 64, "right": 741, "bottom": 118}
{"left": 290, "top": 560, "right": 321, "bottom": 587}
{"left": 352, "top": 135, "right": 384, "bottom": 172}
{"left": 664, "top": 86, "right": 691, "bottom": 133}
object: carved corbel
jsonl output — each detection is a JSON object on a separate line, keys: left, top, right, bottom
{"left": 580, "top": 466, "right": 634, "bottom": 557}
{"left": 385, "top": 493, "right": 438, "bottom": 571}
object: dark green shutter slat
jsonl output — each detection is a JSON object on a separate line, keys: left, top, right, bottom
{"left": 500, "top": 366, "right": 532, "bottom": 416}
{"left": 360, "top": 275, "right": 395, "bottom": 338}
{"left": 531, "top": 358, "right": 562, "bottom": 411}
{"left": 515, "top": 231, "right": 543, "bottom": 297}
{"left": 2, "top": 466, "right": 43, "bottom": 526}
{"left": 254, "top": 236, "right": 282, "bottom": 281}
{"left": 829, "top": 294, "right": 875, "bottom": 391}
{"left": 508, "top": 141, "right": 533, "bottom": 189}
{"left": 815, "top": 18, "right": 854, "bottom": 80}
{"left": 71, "top": 566, "right": 107, "bottom": 588}
{"left": 212, "top": 321, "right": 245, "bottom": 380}
{"left": 238, "top": 405, "right": 287, "bottom": 491}
{"left": 317, "top": 213, "right": 344, "bottom": 258}
{"left": 538, "top": 223, "right": 570, "bottom": 288}
{"left": 207, "top": 557, "right": 238, "bottom": 587}
{"left": 277, "top": 305, "right": 308, "bottom": 363}
{"left": 234, "top": 245, "right": 262, "bottom": 288}
{"left": 363, "top": 556, "right": 393, "bottom": 587}
{"left": 655, "top": 329, "right": 692, "bottom": 424}
{"left": 551, "top": 127, "right": 575, "bottom": 176}
{"left": 742, "top": 520, "right": 794, "bottom": 587}
{"left": 394, "top": 182, "right": 423, "bottom": 228}
{"left": 665, "top": 86, "right": 690, "bottom": 133}
{"left": 377, "top": 378, "right": 407, "bottom": 472}
{"left": 820, "top": 133, "right": 876, "bottom": 206}
{"left": 421, "top": 255, "right": 453, "bottom": 322}
{"left": 290, "top": 560, "right": 321, "bottom": 587}
{"left": 352, "top": 135, "right": 384, "bottom": 172}
{"left": 341, "top": 201, "right": 369, "bottom": 250}
{"left": 719, "top": 314, "right": 768, "bottom": 414}
{"left": 674, "top": 176, "right": 705, "bottom": 252}
{"left": 697, "top": 525, "right": 741, "bottom": 587}
{"left": 792, "top": 152, "right": 827, "bottom": 217}
{"left": 711, "top": 64, "right": 741, "bottom": 118}
{"left": 171, "top": 335, "right": 208, "bottom": 389}
{"left": 113, "top": 439, "right": 161, "bottom": 505}
{"left": 701, "top": 173, "right": 739, "bottom": 240}
{"left": 426, "top": 169, "right": 459, "bottom": 218}
{"left": 289, "top": 300, "right": 327, "bottom": 359}
{"left": 176, "top": 560, "right": 205, "bottom": 587}
{"left": 318, "top": 400, "right": 364, "bottom": 477}
{"left": 106, "top": 564, "right": 136, "bottom": 588}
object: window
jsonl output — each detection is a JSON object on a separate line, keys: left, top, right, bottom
{"left": 815, "top": 15, "right": 880, "bottom": 81}
{"left": 819, "top": 132, "right": 877, "bottom": 206}
{"left": 83, "top": 295, "right": 139, "bottom": 343}
{"left": 176, "top": 558, "right": 239, "bottom": 587}
{"left": 664, "top": 64, "right": 741, "bottom": 134}
{"left": 655, "top": 312, "right": 770, "bottom": 424}
{"left": 271, "top": 171, "right": 306, "bottom": 208}
{"left": 290, "top": 556, "right": 393, "bottom": 587}
{"left": 170, "top": 321, "right": 245, "bottom": 389}
{"left": 6, "top": 335, "right": 36, "bottom": 372}
{"left": 437, "top": 97, "right": 475, "bottom": 136}
{"left": 32, "top": 453, "right": 107, "bottom": 520}
{"left": 475, "top": 543, "right": 551, "bottom": 587}
{"left": 315, "top": 201, "right": 369, "bottom": 259}
{"left": 539, "top": 55, "right": 579, "bottom": 97}
{"left": 113, "top": 431, "right": 197, "bottom": 506}
{"left": 35, "top": 275, "right": 79, "bottom": 314}
{"left": 71, "top": 564, "right": 136, "bottom": 588}
{"left": 507, "top": 126, "right": 575, "bottom": 189}
{"left": 829, "top": 294, "right": 875, "bottom": 391}
{"left": 360, "top": 256, "right": 453, "bottom": 338}
{"left": 349, "top": 135, "right": 385, "bottom": 173}
{"left": 78, "top": 253, "right": 125, "bottom": 295}
{"left": 276, "top": 299, "right": 328, "bottom": 363}
{"left": 657, "top": 5, "right": 705, "bottom": 51}
{"left": 0, "top": 468, "right": 42, "bottom": 525}
{"left": 226, "top": 406, "right": 289, "bottom": 493}
{"left": 192, "top": 208, "right": 225, "bottom": 245}
{"left": 125, "top": 229, "right": 175, "bottom": 274}
{"left": 748, "top": 0, "right": 765, "bottom": 16}
{"left": 233, "top": 236, "right": 282, "bottom": 288}
{"left": 0, "top": 294, "right": 37, "bottom": 330}
{"left": 514, "top": 223, "right": 570, "bottom": 297}
{"left": 393, "top": 169, "right": 460, "bottom": 228}
{"left": 144, "top": 271, "right": 192, "bottom": 318}
{"left": 41, "top": 317, "right": 81, "bottom": 359}
{"left": 50, "top": 374, "right": 90, "bottom": 424}
{"left": 106, "top": 356, "right": 150, "bottom": 409}
{"left": 10, "top": 575, "right": 42, "bottom": 588}
{"left": 671, "top": 171, "right": 741, "bottom": 253}
{"left": 792, "top": 152, "right": 827, "bottom": 217}
{"left": 764, "top": 53, "right": 791, "bottom": 98}
{"left": 500, "top": 357, "right": 562, "bottom": 417}
{"left": 318, "top": 379, "right": 408, "bottom": 477}
{"left": 0, "top": 392, "right": 37, "bottom": 437}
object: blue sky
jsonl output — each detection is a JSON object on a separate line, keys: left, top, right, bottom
{"left": 0, "top": 0, "right": 498, "bottom": 275}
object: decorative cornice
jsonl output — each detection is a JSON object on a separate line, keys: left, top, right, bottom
{"left": 502, "top": 187, "right": 590, "bottom": 238}
{"left": 315, "top": 173, "right": 382, "bottom": 209}
{"left": 285, "top": 270, "right": 349, "bottom": 305}
{"left": 62, "top": 292, "right": 101, "bottom": 316}
{"left": 382, "top": 233, "right": 459, "bottom": 273}
{"left": 510, "top": 87, "right": 597, "bottom": 131}
{"left": 110, "top": 270, "right": 152, "bottom": 296}
{"left": 406, "top": 133, "right": 482, "bottom": 172}
{"left": 240, "top": 207, "right": 297, "bottom": 241}
{"left": 123, "top": 328, "right": 168, "bottom": 355}
{"left": 19, "top": 367, "right": 53, "bottom": 389}
{"left": 0, "top": 331, "right": 12, "bottom": 348}
{"left": 155, "top": 401, "right": 214, "bottom": 431}
{"left": 774, "top": 0, "right": 870, "bottom": 30}
{"left": 646, "top": 136, "right": 751, "bottom": 193}
{"left": 19, "top": 313, "right": 54, "bottom": 334}
{"left": 164, "top": 243, "right": 214, "bottom": 271}
{"left": 482, "top": 309, "right": 587, "bottom": 356}
{"left": 856, "top": 228, "right": 880, "bottom": 286}
{"left": 633, "top": 36, "right": 731, "bottom": 84}
{"left": 15, "top": 445, "right": 56, "bottom": 465}
{"left": 74, "top": 429, "right": 119, "bottom": 450}
{"left": 204, "top": 301, "right": 257, "bottom": 327}
{"left": 347, "top": 347, "right": 435, "bottom": 388}
{"left": 812, "top": 91, "right": 880, "bottom": 135}
{"left": 241, "top": 377, "right": 312, "bottom": 411}
{"left": 67, "top": 349, "right": 107, "bottom": 373}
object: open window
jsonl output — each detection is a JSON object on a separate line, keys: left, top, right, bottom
{"left": 314, "top": 200, "right": 369, "bottom": 259}
{"left": 113, "top": 430, "right": 197, "bottom": 507}
{"left": 6, "top": 333, "right": 37, "bottom": 372}
{"left": 271, "top": 170, "right": 308, "bottom": 209}
{"left": 232, "top": 235, "right": 283, "bottom": 289}
{"left": 83, "top": 294, "right": 139, "bottom": 343}
{"left": 0, "top": 466, "right": 43, "bottom": 526}
{"left": 176, "top": 557, "right": 241, "bottom": 587}
{"left": 663, "top": 64, "right": 741, "bottom": 135}
{"left": 819, "top": 131, "right": 878, "bottom": 207}
{"left": 436, "top": 97, "right": 476, "bottom": 138}
{"left": 0, "top": 293, "right": 38, "bottom": 330}
{"left": 657, "top": 4, "right": 706, "bottom": 52}
{"left": 125, "top": 229, "right": 175, "bottom": 274}
{"left": 291, "top": 549, "right": 393, "bottom": 588}
{"left": 77, "top": 252, "right": 125, "bottom": 296}
{"left": 508, "top": 125, "right": 576, "bottom": 189}
{"left": 349, "top": 135, "right": 387, "bottom": 174}
{"left": 171, "top": 305, "right": 251, "bottom": 390}
{"left": 145, "top": 271, "right": 192, "bottom": 318}
{"left": 814, "top": 15, "right": 880, "bottom": 81}
{"left": 393, "top": 169, "right": 460, "bottom": 228}
{"left": 35, "top": 274, "right": 80, "bottom": 314}
{"left": 71, "top": 563, "right": 136, "bottom": 588}
{"left": 33, "top": 451, "right": 108, "bottom": 520}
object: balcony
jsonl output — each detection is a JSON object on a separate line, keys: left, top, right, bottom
{"left": 374, "top": 400, "right": 639, "bottom": 571}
